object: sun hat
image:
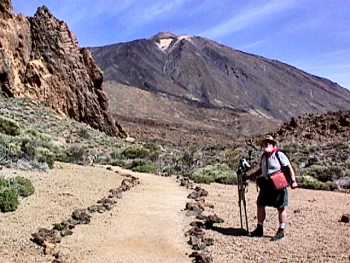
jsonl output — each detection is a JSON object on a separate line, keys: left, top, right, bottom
{"left": 258, "top": 135, "right": 277, "bottom": 146}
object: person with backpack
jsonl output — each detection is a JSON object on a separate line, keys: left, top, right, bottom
{"left": 249, "top": 135, "right": 298, "bottom": 241}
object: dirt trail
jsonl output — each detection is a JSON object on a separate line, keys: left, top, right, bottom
{"left": 0, "top": 164, "right": 191, "bottom": 263}
{"left": 57, "top": 167, "right": 191, "bottom": 263}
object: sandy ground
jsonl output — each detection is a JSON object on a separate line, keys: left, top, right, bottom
{"left": 203, "top": 183, "right": 350, "bottom": 263}
{"left": 56, "top": 167, "right": 191, "bottom": 263}
{"left": 0, "top": 163, "right": 124, "bottom": 262}
{"left": 1, "top": 163, "right": 349, "bottom": 263}
{"left": 0, "top": 164, "right": 191, "bottom": 263}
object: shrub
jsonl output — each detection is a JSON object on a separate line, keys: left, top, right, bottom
{"left": 20, "top": 136, "right": 37, "bottom": 160}
{"left": 335, "top": 176, "right": 350, "bottom": 190}
{"left": 298, "top": 175, "right": 336, "bottom": 191}
{"left": 0, "top": 188, "right": 19, "bottom": 212}
{"left": 110, "top": 150, "right": 122, "bottom": 160}
{"left": 215, "top": 173, "right": 237, "bottom": 184}
{"left": 110, "top": 159, "right": 127, "bottom": 167}
{"left": 282, "top": 143, "right": 299, "bottom": 154}
{"left": 0, "top": 117, "right": 21, "bottom": 136}
{"left": 131, "top": 161, "right": 157, "bottom": 173}
{"left": 36, "top": 147, "right": 55, "bottom": 168}
{"left": 0, "top": 178, "right": 9, "bottom": 190}
{"left": 190, "top": 164, "right": 236, "bottom": 185}
{"left": 65, "top": 144, "right": 88, "bottom": 164}
{"left": 224, "top": 148, "right": 242, "bottom": 170}
{"left": 122, "top": 145, "right": 150, "bottom": 159}
{"left": 345, "top": 160, "right": 350, "bottom": 170}
{"left": 304, "top": 165, "right": 344, "bottom": 182}
{"left": 143, "top": 143, "right": 161, "bottom": 161}
{"left": 78, "top": 128, "right": 90, "bottom": 139}
{"left": 10, "top": 176, "right": 35, "bottom": 197}
{"left": 6, "top": 142, "right": 22, "bottom": 159}
{"left": 94, "top": 154, "right": 111, "bottom": 165}
{"left": 0, "top": 144, "right": 10, "bottom": 165}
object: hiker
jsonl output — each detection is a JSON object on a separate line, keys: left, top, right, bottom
{"left": 249, "top": 135, "right": 298, "bottom": 241}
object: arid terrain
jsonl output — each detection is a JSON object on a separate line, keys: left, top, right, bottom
{"left": 0, "top": 163, "right": 349, "bottom": 263}
{"left": 204, "top": 183, "right": 350, "bottom": 263}
{"left": 1, "top": 1, "right": 350, "bottom": 262}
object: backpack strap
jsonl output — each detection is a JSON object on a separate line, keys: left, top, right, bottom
{"left": 275, "top": 150, "right": 292, "bottom": 184}
{"left": 275, "top": 150, "right": 282, "bottom": 166}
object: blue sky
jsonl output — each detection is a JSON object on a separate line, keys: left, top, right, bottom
{"left": 13, "top": 0, "right": 350, "bottom": 89}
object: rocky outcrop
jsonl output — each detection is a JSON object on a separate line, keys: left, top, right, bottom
{"left": 272, "top": 111, "right": 350, "bottom": 144}
{"left": 0, "top": 1, "right": 121, "bottom": 136}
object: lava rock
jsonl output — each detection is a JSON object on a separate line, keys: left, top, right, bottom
{"left": 109, "top": 188, "right": 123, "bottom": 199}
{"left": 340, "top": 214, "right": 350, "bottom": 223}
{"left": 71, "top": 209, "right": 91, "bottom": 224}
{"left": 189, "top": 251, "right": 213, "bottom": 263}
{"left": 31, "top": 228, "right": 62, "bottom": 246}
{"left": 185, "top": 226, "right": 204, "bottom": 238}
{"left": 185, "top": 202, "right": 204, "bottom": 217}
{"left": 189, "top": 235, "right": 206, "bottom": 251}
{"left": 179, "top": 177, "right": 194, "bottom": 189}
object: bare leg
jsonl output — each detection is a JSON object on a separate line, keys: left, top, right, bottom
{"left": 271, "top": 207, "right": 287, "bottom": 240}
{"left": 278, "top": 207, "right": 287, "bottom": 228}
{"left": 257, "top": 206, "right": 266, "bottom": 225}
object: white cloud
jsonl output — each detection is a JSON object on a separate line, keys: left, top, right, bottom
{"left": 124, "top": 0, "right": 188, "bottom": 27}
{"left": 237, "top": 39, "right": 266, "bottom": 50}
{"left": 58, "top": 0, "right": 137, "bottom": 26}
{"left": 201, "top": 0, "right": 296, "bottom": 39}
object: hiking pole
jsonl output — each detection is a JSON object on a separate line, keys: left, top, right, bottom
{"left": 237, "top": 158, "right": 250, "bottom": 234}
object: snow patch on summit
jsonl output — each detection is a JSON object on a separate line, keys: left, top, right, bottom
{"left": 156, "top": 38, "right": 174, "bottom": 51}
{"left": 154, "top": 35, "right": 193, "bottom": 52}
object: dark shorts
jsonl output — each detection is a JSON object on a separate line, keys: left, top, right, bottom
{"left": 257, "top": 177, "right": 288, "bottom": 208}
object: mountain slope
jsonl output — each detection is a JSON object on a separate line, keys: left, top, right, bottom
{"left": 91, "top": 32, "right": 350, "bottom": 122}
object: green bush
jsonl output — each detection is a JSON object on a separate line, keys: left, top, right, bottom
{"left": 110, "top": 159, "right": 127, "bottom": 167}
{"left": 282, "top": 143, "right": 299, "bottom": 154}
{"left": 94, "top": 154, "right": 111, "bottom": 165}
{"left": 110, "top": 149, "right": 122, "bottom": 160}
{"left": 131, "top": 162, "right": 157, "bottom": 173}
{"left": 10, "top": 176, "right": 35, "bottom": 197}
{"left": 78, "top": 128, "right": 90, "bottom": 139}
{"left": 0, "top": 178, "right": 9, "bottom": 190}
{"left": 216, "top": 174, "right": 237, "bottom": 184}
{"left": 122, "top": 145, "right": 150, "bottom": 159}
{"left": 0, "top": 188, "right": 19, "bottom": 212}
{"left": 36, "top": 147, "right": 55, "bottom": 168}
{"left": 345, "top": 160, "right": 350, "bottom": 170}
{"left": 0, "top": 117, "right": 21, "bottom": 136}
{"left": 190, "top": 164, "right": 236, "bottom": 185}
{"left": 126, "top": 159, "right": 157, "bottom": 173}
{"left": 65, "top": 144, "right": 87, "bottom": 164}
{"left": 143, "top": 143, "right": 161, "bottom": 161}
{"left": 298, "top": 175, "right": 337, "bottom": 191}
{"left": 304, "top": 165, "right": 344, "bottom": 182}
{"left": 224, "top": 148, "right": 242, "bottom": 170}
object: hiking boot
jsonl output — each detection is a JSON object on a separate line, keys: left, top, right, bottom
{"left": 271, "top": 228, "right": 284, "bottom": 241}
{"left": 250, "top": 225, "right": 263, "bottom": 237}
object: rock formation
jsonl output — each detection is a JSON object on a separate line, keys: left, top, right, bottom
{"left": 0, "top": 1, "right": 121, "bottom": 136}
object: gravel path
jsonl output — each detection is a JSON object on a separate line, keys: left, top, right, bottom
{"left": 56, "top": 167, "right": 191, "bottom": 263}
{"left": 203, "top": 183, "right": 350, "bottom": 263}
{"left": 0, "top": 164, "right": 191, "bottom": 263}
